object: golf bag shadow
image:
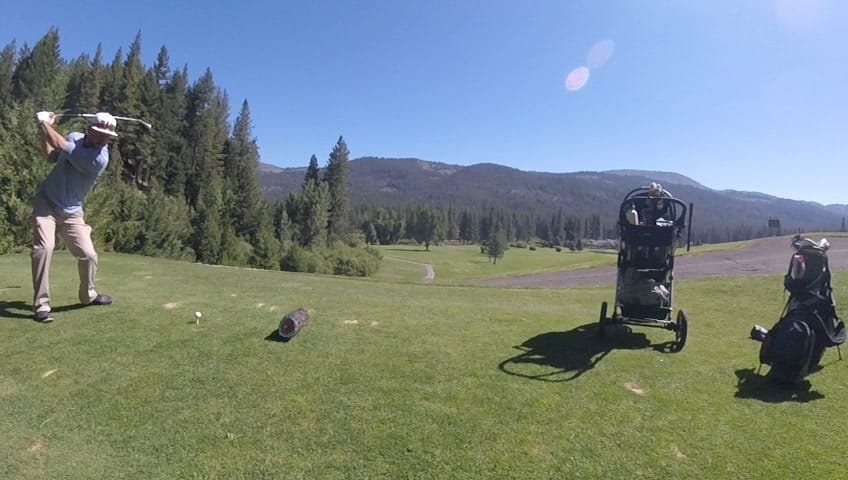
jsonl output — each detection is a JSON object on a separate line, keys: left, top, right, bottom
{"left": 756, "top": 236, "right": 846, "bottom": 385}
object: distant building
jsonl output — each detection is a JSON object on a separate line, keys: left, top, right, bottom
{"left": 768, "top": 217, "right": 781, "bottom": 237}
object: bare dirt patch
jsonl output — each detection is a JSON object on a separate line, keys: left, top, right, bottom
{"left": 163, "top": 302, "right": 180, "bottom": 310}
{"left": 27, "top": 440, "right": 47, "bottom": 453}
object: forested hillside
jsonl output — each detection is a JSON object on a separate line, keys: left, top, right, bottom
{"left": 260, "top": 157, "right": 845, "bottom": 244}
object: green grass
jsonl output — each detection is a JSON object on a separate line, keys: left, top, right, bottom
{"left": 679, "top": 238, "right": 753, "bottom": 256}
{"left": 3, "top": 252, "right": 848, "bottom": 478}
{"left": 372, "top": 240, "right": 753, "bottom": 285}
{"left": 374, "top": 244, "right": 616, "bottom": 285}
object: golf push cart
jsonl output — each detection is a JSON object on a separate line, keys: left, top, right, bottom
{"left": 598, "top": 184, "right": 693, "bottom": 352}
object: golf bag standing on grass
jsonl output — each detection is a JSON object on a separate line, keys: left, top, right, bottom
{"left": 754, "top": 235, "right": 846, "bottom": 384}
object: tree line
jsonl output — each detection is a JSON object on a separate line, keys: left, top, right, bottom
{"left": 350, "top": 204, "right": 606, "bottom": 249}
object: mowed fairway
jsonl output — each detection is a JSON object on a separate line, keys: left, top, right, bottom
{"left": 374, "top": 244, "right": 616, "bottom": 284}
{"left": 372, "top": 241, "right": 756, "bottom": 285}
{"left": 2, "top": 251, "right": 848, "bottom": 479}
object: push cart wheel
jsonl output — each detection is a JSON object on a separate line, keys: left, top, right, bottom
{"left": 598, "top": 301, "right": 608, "bottom": 339}
{"left": 674, "top": 309, "right": 688, "bottom": 352}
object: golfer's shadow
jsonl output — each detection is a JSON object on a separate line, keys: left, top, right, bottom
{"left": 498, "top": 322, "right": 653, "bottom": 382}
{"left": 0, "top": 300, "right": 88, "bottom": 320}
{"left": 733, "top": 368, "right": 825, "bottom": 403}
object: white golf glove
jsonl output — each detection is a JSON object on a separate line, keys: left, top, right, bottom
{"left": 36, "top": 111, "right": 55, "bottom": 124}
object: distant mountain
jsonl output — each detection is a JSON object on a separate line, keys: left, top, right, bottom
{"left": 825, "top": 204, "right": 848, "bottom": 217}
{"left": 603, "top": 169, "right": 708, "bottom": 190}
{"left": 258, "top": 162, "right": 286, "bottom": 174}
{"left": 258, "top": 157, "right": 843, "bottom": 240}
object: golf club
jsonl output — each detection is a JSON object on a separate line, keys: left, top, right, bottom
{"left": 51, "top": 112, "right": 153, "bottom": 130}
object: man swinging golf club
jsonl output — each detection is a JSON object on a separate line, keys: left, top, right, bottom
{"left": 30, "top": 111, "right": 115, "bottom": 323}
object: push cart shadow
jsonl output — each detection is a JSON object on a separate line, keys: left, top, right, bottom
{"left": 498, "top": 322, "right": 680, "bottom": 382}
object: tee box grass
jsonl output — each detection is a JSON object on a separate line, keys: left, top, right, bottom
{"left": 2, "top": 251, "right": 847, "bottom": 479}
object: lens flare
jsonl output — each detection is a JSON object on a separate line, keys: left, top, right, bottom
{"left": 587, "top": 39, "right": 615, "bottom": 68}
{"left": 565, "top": 66, "right": 590, "bottom": 91}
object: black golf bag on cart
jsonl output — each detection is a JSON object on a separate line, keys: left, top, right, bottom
{"left": 756, "top": 235, "right": 846, "bottom": 384}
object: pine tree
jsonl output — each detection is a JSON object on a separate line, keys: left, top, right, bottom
{"left": 116, "top": 32, "right": 147, "bottom": 187}
{"left": 298, "top": 179, "right": 330, "bottom": 247}
{"left": 159, "top": 65, "right": 189, "bottom": 197}
{"left": 488, "top": 225, "right": 507, "bottom": 264}
{"left": 77, "top": 44, "right": 103, "bottom": 112}
{"left": 0, "top": 103, "right": 50, "bottom": 247}
{"left": 412, "top": 206, "right": 439, "bottom": 250}
{"left": 12, "top": 28, "right": 63, "bottom": 107}
{"left": 223, "top": 100, "right": 263, "bottom": 240}
{"left": 185, "top": 70, "right": 230, "bottom": 261}
{"left": 184, "top": 69, "right": 227, "bottom": 209}
{"left": 272, "top": 201, "right": 291, "bottom": 243}
{"left": 303, "top": 154, "right": 320, "bottom": 187}
{"left": 0, "top": 41, "right": 17, "bottom": 120}
{"left": 323, "top": 136, "right": 350, "bottom": 241}
{"left": 63, "top": 52, "right": 90, "bottom": 111}
{"left": 100, "top": 47, "right": 123, "bottom": 112}
{"left": 459, "top": 210, "right": 476, "bottom": 244}
{"left": 250, "top": 211, "right": 282, "bottom": 270}
{"left": 194, "top": 197, "right": 223, "bottom": 264}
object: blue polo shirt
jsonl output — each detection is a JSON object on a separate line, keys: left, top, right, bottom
{"left": 38, "top": 132, "right": 109, "bottom": 214}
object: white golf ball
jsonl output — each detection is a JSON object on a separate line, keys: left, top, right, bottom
{"left": 195, "top": 311, "right": 202, "bottom": 319}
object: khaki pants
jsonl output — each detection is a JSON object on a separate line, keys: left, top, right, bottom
{"left": 31, "top": 195, "right": 98, "bottom": 313}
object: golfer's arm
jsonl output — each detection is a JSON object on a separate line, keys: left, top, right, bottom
{"left": 39, "top": 122, "right": 69, "bottom": 158}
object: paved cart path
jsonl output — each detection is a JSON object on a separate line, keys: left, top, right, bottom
{"left": 478, "top": 236, "right": 848, "bottom": 288}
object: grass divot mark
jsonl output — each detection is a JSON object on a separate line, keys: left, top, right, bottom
{"left": 27, "top": 440, "right": 47, "bottom": 453}
{"left": 41, "top": 369, "right": 57, "bottom": 378}
{"left": 672, "top": 445, "right": 687, "bottom": 458}
{"left": 624, "top": 383, "right": 646, "bottom": 395}
{"left": 163, "top": 302, "right": 180, "bottom": 310}
{"left": 343, "top": 320, "right": 359, "bottom": 325}
{"left": 256, "top": 303, "right": 265, "bottom": 308}
{"left": 370, "top": 321, "right": 379, "bottom": 327}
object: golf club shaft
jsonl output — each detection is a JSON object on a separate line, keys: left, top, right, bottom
{"left": 53, "top": 113, "right": 153, "bottom": 130}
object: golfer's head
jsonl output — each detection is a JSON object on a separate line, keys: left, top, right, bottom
{"left": 87, "top": 112, "right": 118, "bottom": 147}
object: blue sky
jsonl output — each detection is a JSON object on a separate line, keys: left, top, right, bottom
{"left": 4, "top": 0, "right": 847, "bottom": 204}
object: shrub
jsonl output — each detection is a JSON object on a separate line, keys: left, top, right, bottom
{"left": 555, "top": 246, "right": 562, "bottom": 252}
{"left": 510, "top": 241, "right": 527, "bottom": 248}
{"left": 280, "top": 245, "right": 329, "bottom": 274}
{"left": 345, "top": 232, "right": 368, "bottom": 248}
{"left": 529, "top": 246, "right": 537, "bottom": 251}
{"left": 280, "top": 243, "right": 382, "bottom": 277}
